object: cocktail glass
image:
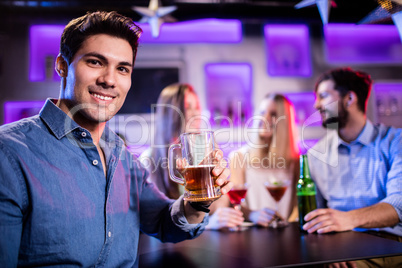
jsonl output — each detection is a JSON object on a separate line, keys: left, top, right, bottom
{"left": 227, "top": 183, "right": 248, "bottom": 231}
{"left": 264, "top": 178, "right": 290, "bottom": 228}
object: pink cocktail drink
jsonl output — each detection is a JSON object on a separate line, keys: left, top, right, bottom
{"left": 228, "top": 188, "right": 248, "bottom": 205}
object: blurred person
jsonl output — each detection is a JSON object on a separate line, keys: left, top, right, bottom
{"left": 305, "top": 67, "right": 401, "bottom": 267}
{"left": 229, "top": 93, "right": 300, "bottom": 227}
{"left": 0, "top": 11, "right": 232, "bottom": 267}
{"left": 140, "top": 83, "right": 244, "bottom": 230}
{"left": 140, "top": 83, "right": 200, "bottom": 199}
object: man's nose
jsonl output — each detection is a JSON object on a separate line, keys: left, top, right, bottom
{"left": 313, "top": 99, "right": 320, "bottom": 110}
{"left": 98, "top": 68, "right": 116, "bottom": 88}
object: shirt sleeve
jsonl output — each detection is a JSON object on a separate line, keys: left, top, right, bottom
{"left": 381, "top": 132, "right": 402, "bottom": 221}
{"left": 135, "top": 159, "right": 207, "bottom": 243}
{"left": 0, "top": 142, "right": 26, "bottom": 267}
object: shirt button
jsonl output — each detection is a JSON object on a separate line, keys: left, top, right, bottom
{"left": 92, "top": 160, "right": 98, "bottom": 166}
{"left": 108, "top": 231, "right": 112, "bottom": 238}
{"left": 81, "top": 132, "right": 87, "bottom": 137}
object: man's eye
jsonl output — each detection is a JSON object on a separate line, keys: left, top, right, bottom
{"left": 87, "top": 59, "right": 101, "bottom": 65}
{"left": 118, "top": 67, "right": 130, "bottom": 73}
{"left": 319, "top": 93, "right": 328, "bottom": 99}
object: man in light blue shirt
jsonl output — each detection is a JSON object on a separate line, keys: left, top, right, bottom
{"left": 0, "top": 11, "right": 232, "bottom": 267}
{"left": 304, "top": 67, "right": 401, "bottom": 238}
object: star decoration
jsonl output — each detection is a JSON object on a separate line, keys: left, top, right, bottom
{"left": 132, "top": 0, "right": 177, "bottom": 38}
{"left": 359, "top": 0, "right": 402, "bottom": 24}
{"left": 359, "top": 1, "right": 402, "bottom": 42}
{"left": 294, "top": 0, "right": 336, "bottom": 25}
{"left": 392, "top": 12, "right": 402, "bottom": 42}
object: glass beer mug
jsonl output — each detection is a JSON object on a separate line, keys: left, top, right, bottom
{"left": 168, "top": 131, "right": 221, "bottom": 202}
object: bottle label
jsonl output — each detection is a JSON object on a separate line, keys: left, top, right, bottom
{"left": 296, "top": 190, "right": 316, "bottom": 196}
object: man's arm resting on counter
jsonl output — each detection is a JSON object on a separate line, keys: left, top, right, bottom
{"left": 350, "top": 202, "right": 400, "bottom": 229}
{"left": 303, "top": 202, "right": 400, "bottom": 234}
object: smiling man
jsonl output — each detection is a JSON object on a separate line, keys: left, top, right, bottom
{"left": 0, "top": 11, "right": 232, "bottom": 267}
{"left": 305, "top": 67, "right": 402, "bottom": 267}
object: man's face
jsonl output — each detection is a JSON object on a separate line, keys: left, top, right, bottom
{"left": 314, "top": 79, "right": 348, "bottom": 129}
{"left": 59, "top": 34, "right": 133, "bottom": 125}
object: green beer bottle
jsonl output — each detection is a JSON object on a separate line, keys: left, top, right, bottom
{"left": 297, "top": 154, "right": 317, "bottom": 231}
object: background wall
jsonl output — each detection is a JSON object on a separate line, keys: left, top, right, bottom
{"left": 1, "top": 17, "right": 402, "bottom": 156}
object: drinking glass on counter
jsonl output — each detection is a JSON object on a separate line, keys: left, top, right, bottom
{"left": 265, "top": 176, "right": 290, "bottom": 228}
{"left": 227, "top": 183, "right": 248, "bottom": 231}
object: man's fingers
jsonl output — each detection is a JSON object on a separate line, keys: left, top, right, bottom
{"left": 220, "top": 180, "right": 233, "bottom": 195}
{"left": 304, "top": 208, "right": 327, "bottom": 221}
{"left": 214, "top": 149, "right": 223, "bottom": 160}
{"left": 215, "top": 168, "right": 230, "bottom": 185}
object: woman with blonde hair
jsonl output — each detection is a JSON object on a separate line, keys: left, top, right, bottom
{"left": 229, "top": 93, "right": 300, "bottom": 227}
{"left": 140, "top": 83, "right": 244, "bottom": 230}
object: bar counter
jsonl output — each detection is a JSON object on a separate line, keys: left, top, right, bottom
{"left": 138, "top": 222, "right": 402, "bottom": 267}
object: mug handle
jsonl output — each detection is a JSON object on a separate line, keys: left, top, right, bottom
{"left": 168, "top": 143, "right": 185, "bottom": 185}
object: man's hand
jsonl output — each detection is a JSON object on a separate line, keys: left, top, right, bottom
{"left": 183, "top": 149, "right": 232, "bottom": 224}
{"left": 177, "top": 149, "right": 232, "bottom": 194}
{"left": 304, "top": 203, "right": 400, "bottom": 234}
{"left": 303, "top": 208, "right": 356, "bottom": 234}
{"left": 211, "top": 150, "right": 232, "bottom": 195}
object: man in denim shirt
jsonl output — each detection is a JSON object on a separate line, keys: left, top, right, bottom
{"left": 0, "top": 11, "right": 232, "bottom": 267}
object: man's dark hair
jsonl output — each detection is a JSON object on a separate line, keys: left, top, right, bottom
{"left": 60, "top": 11, "right": 142, "bottom": 65}
{"left": 314, "top": 67, "right": 372, "bottom": 113}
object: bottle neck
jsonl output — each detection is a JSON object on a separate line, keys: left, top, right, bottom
{"left": 299, "top": 155, "right": 312, "bottom": 181}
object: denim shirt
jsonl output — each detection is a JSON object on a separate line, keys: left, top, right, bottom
{"left": 0, "top": 99, "right": 207, "bottom": 267}
{"left": 308, "top": 120, "right": 402, "bottom": 236}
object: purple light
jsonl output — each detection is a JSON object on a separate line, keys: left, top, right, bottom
{"left": 28, "top": 20, "right": 241, "bottom": 82}
{"left": 298, "top": 139, "right": 319, "bottom": 155}
{"left": 4, "top": 100, "right": 46, "bottom": 124}
{"left": 205, "top": 63, "right": 252, "bottom": 126}
{"left": 137, "top": 19, "right": 242, "bottom": 43}
{"left": 324, "top": 24, "right": 402, "bottom": 63}
{"left": 29, "top": 25, "right": 64, "bottom": 82}
{"left": 374, "top": 83, "right": 402, "bottom": 93}
{"left": 264, "top": 24, "right": 312, "bottom": 77}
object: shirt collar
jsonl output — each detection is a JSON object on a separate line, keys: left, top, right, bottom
{"left": 337, "top": 120, "right": 374, "bottom": 147}
{"left": 39, "top": 98, "right": 81, "bottom": 140}
{"left": 355, "top": 120, "right": 374, "bottom": 146}
{"left": 39, "top": 98, "right": 125, "bottom": 149}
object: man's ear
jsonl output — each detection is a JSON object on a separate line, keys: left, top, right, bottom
{"left": 55, "top": 54, "right": 68, "bottom": 78}
{"left": 345, "top": 91, "right": 357, "bottom": 108}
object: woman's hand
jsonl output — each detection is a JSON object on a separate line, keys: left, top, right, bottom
{"left": 249, "top": 208, "right": 277, "bottom": 227}
{"left": 206, "top": 207, "right": 245, "bottom": 230}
